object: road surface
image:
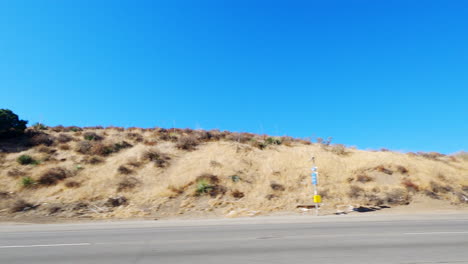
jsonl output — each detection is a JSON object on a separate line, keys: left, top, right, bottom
{"left": 1, "top": 213, "right": 468, "bottom": 264}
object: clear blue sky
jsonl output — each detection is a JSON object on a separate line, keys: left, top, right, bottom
{"left": 1, "top": 1, "right": 467, "bottom": 153}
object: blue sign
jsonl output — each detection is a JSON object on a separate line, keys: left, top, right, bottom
{"left": 311, "top": 172, "right": 317, "bottom": 185}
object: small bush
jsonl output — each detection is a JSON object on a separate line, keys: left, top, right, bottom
{"left": 402, "top": 179, "right": 419, "bottom": 192}
{"left": 176, "top": 135, "right": 199, "bottom": 151}
{"left": 195, "top": 174, "right": 225, "bottom": 197}
{"left": 57, "top": 133, "right": 73, "bottom": 143}
{"left": 51, "top": 125, "right": 65, "bottom": 132}
{"left": 76, "top": 141, "right": 93, "bottom": 154}
{"left": 17, "top": 155, "right": 37, "bottom": 165}
{"left": 265, "top": 137, "right": 282, "bottom": 145}
{"left": 38, "top": 167, "right": 71, "bottom": 186}
{"left": 65, "top": 181, "right": 81, "bottom": 188}
{"left": 142, "top": 149, "right": 171, "bottom": 168}
{"left": 430, "top": 181, "right": 453, "bottom": 194}
{"left": 117, "top": 177, "right": 140, "bottom": 192}
{"left": 37, "top": 146, "right": 56, "bottom": 154}
{"left": 29, "top": 133, "right": 55, "bottom": 146}
{"left": 417, "top": 152, "right": 445, "bottom": 160}
{"left": 196, "top": 178, "right": 213, "bottom": 195}
{"left": 83, "top": 132, "right": 103, "bottom": 141}
{"left": 396, "top": 166, "right": 409, "bottom": 174}
{"left": 82, "top": 155, "right": 104, "bottom": 164}
{"left": 231, "top": 190, "right": 245, "bottom": 199}
{"left": 329, "top": 144, "right": 348, "bottom": 155}
{"left": 76, "top": 141, "right": 132, "bottom": 156}
{"left": 59, "top": 144, "right": 71, "bottom": 150}
{"left": 375, "top": 165, "right": 393, "bottom": 175}
{"left": 126, "top": 132, "right": 144, "bottom": 143}
{"left": 118, "top": 165, "right": 134, "bottom": 175}
{"left": 281, "top": 136, "right": 295, "bottom": 147}
{"left": 32, "top": 123, "right": 48, "bottom": 130}
{"left": 265, "top": 194, "right": 278, "bottom": 200}
{"left": 270, "top": 182, "right": 285, "bottom": 191}
{"left": 349, "top": 185, "right": 365, "bottom": 199}
{"left": 385, "top": 188, "right": 410, "bottom": 205}
{"left": 228, "top": 133, "right": 254, "bottom": 143}
{"left": 64, "top": 126, "right": 82, "bottom": 132}
{"left": 316, "top": 137, "right": 332, "bottom": 146}
{"left": 229, "top": 175, "right": 241, "bottom": 182}
{"left": 21, "top": 176, "right": 36, "bottom": 188}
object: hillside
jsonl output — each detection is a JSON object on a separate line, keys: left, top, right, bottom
{"left": 1, "top": 126, "right": 467, "bottom": 222}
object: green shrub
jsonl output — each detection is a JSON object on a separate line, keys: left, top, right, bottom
{"left": 32, "top": 123, "right": 48, "bottom": 130}
{"left": 83, "top": 132, "right": 103, "bottom": 141}
{"left": 17, "top": 155, "right": 37, "bottom": 165}
{"left": 265, "top": 137, "right": 282, "bottom": 145}
{"left": 21, "top": 176, "right": 36, "bottom": 188}
{"left": 196, "top": 179, "right": 214, "bottom": 195}
{"left": 0, "top": 109, "right": 28, "bottom": 138}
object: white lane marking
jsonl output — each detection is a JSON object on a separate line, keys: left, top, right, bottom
{"left": 405, "top": 231, "right": 468, "bottom": 235}
{"left": 0, "top": 243, "right": 91, "bottom": 249}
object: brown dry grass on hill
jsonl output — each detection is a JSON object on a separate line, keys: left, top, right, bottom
{"left": 0, "top": 126, "right": 467, "bottom": 221}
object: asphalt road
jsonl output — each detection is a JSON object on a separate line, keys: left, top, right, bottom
{"left": 1, "top": 213, "right": 468, "bottom": 264}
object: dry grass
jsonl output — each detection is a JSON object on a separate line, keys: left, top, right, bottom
{"left": 0, "top": 126, "right": 466, "bottom": 220}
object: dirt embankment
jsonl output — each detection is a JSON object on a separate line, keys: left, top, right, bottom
{"left": 1, "top": 126, "right": 467, "bottom": 222}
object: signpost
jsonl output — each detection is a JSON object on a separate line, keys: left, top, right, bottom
{"left": 311, "top": 156, "right": 321, "bottom": 216}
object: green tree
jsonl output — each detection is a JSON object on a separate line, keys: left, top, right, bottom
{"left": 0, "top": 109, "right": 28, "bottom": 138}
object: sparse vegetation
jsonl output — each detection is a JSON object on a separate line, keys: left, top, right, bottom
{"left": 0, "top": 124, "right": 467, "bottom": 220}
{"left": 17, "top": 155, "right": 37, "bottom": 165}
{"left": 401, "top": 179, "right": 419, "bottom": 192}
{"left": 196, "top": 178, "right": 213, "bottom": 195}
{"left": 118, "top": 165, "right": 133, "bottom": 175}
{"left": 270, "top": 182, "right": 285, "bottom": 191}
{"left": 38, "top": 167, "right": 71, "bottom": 186}
{"left": 176, "top": 135, "right": 199, "bottom": 151}
{"left": 142, "top": 148, "right": 170, "bottom": 168}
{"left": 57, "top": 133, "right": 73, "bottom": 143}
{"left": 375, "top": 165, "right": 393, "bottom": 175}
{"left": 83, "top": 132, "right": 103, "bottom": 141}
{"left": 195, "top": 174, "right": 225, "bottom": 197}
{"left": 29, "top": 133, "right": 55, "bottom": 146}
{"left": 32, "top": 122, "right": 48, "bottom": 130}
{"left": 21, "top": 176, "right": 36, "bottom": 188}
{"left": 329, "top": 144, "right": 348, "bottom": 155}
{"left": 65, "top": 181, "right": 81, "bottom": 188}
{"left": 231, "top": 190, "right": 245, "bottom": 199}
{"left": 118, "top": 177, "right": 140, "bottom": 192}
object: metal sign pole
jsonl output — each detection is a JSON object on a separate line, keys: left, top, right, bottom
{"left": 311, "top": 156, "right": 320, "bottom": 216}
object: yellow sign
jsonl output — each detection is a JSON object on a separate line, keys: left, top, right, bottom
{"left": 313, "top": 195, "right": 322, "bottom": 203}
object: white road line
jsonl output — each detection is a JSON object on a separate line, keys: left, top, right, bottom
{"left": 0, "top": 243, "right": 91, "bottom": 249}
{"left": 405, "top": 231, "right": 468, "bottom": 235}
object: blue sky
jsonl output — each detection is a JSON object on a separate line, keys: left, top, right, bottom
{"left": 1, "top": 0, "right": 467, "bottom": 153}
